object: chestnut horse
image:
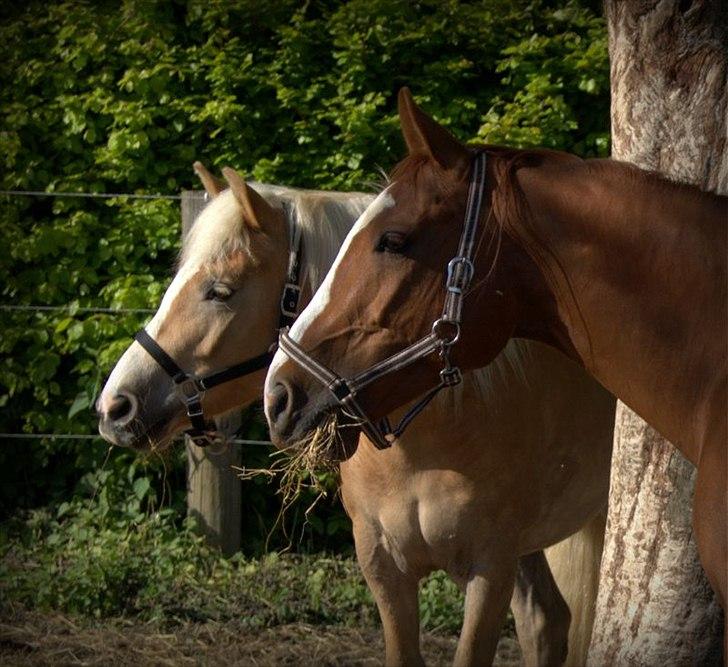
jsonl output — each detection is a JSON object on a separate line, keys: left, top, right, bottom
{"left": 97, "top": 163, "right": 614, "bottom": 666}
{"left": 264, "top": 88, "right": 727, "bottom": 655}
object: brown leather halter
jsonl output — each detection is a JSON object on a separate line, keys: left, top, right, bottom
{"left": 278, "top": 152, "right": 487, "bottom": 449}
{"left": 135, "top": 212, "right": 303, "bottom": 447}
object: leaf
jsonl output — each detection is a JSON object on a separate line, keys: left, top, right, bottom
{"left": 68, "top": 392, "right": 90, "bottom": 418}
{"left": 67, "top": 321, "right": 84, "bottom": 341}
{"left": 132, "top": 477, "right": 151, "bottom": 501}
{"left": 55, "top": 317, "right": 73, "bottom": 334}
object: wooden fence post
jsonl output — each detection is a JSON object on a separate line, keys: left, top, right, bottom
{"left": 181, "top": 190, "right": 242, "bottom": 557}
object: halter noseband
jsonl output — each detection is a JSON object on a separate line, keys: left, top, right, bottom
{"left": 135, "top": 206, "right": 303, "bottom": 447}
{"left": 278, "top": 151, "right": 487, "bottom": 450}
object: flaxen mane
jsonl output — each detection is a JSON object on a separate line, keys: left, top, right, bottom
{"left": 181, "top": 183, "right": 374, "bottom": 293}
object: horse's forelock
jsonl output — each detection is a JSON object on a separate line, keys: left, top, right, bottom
{"left": 179, "top": 190, "right": 253, "bottom": 269}
{"left": 179, "top": 184, "right": 374, "bottom": 290}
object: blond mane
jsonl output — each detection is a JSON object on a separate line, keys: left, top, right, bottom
{"left": 181, "top": 183, "right": 375, "bottom": 292}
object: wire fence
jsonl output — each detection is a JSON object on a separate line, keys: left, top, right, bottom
{"left": 0, "top": 304, "right": 155, "bottom": 315}
{"left": 0, "top": 188, "right": 205, "bottom": 316}
{"left": 0, "top": 432, "right": 273, "bottom": 446}
{"left": 0, "top": 189, "right": 207, "bottom": 201}
{"left": 0, "top": 189, "right": 275, "bottom": 447}
{"left": 1, "top": 188, "right": 200, "bottom": 317}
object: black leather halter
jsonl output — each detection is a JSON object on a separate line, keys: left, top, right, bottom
{"left": 278, "top": 151, "right": 487, "bottom": 450}
{"left": 135, "top": 212, "right": 303, "bottom": 447}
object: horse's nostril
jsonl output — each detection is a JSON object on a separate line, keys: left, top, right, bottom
{"left": 269, "top": 383, "right": 291, "bottom": 426}
{"left": 107, "top": 392, "right": 135, "bottom": 423}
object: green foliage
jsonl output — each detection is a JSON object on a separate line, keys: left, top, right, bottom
{"left": 476, "top": 3, "right": 609, "bottom": 153}
{"left": 0, "top": 0, "right": 609, "bottom": 546}
{"left": 419, "top": 571, "right": 466, "bottom": 634}
{"left": 1, "top": 489, "right": 465, "bottom": 633}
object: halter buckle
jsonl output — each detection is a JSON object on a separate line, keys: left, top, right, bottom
{"left": 178, "top": 378, "right": 202, "bottom": 402}
{"left": 440, "top": 365, "right": 462, "bottom": 387}
{"left": 189, "top": 430, "right": 225, "bottom": 448}
{"left": 329, "top": 378, "right": 353, "bottom": 401}
{"left": 446, "top": 256, "right": 475, "bottom": 295}
{"left": 281, "top": 284, "right": 301, "bottom": 318}
{"left": 187, "top": 404, "right": 205, "bottom": 419}
{"left": 431, "top": 318, "right": 461, "bottom": 346}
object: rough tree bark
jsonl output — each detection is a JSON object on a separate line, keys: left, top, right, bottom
{"left": 587, "top": 2, "right": 726, "bottom": 665}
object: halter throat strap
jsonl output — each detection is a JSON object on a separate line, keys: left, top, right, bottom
{"left": 278, "top": 151, "right": 487, "bottom": 450}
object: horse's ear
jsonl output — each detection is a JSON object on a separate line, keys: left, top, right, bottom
{"left": 221, "top": 167, "right": 276, "bottom": 233}
{"left": 193, "top": 161, "right": 225, "bottom": 198}
{"left": 397, "top": 87, "right": 469, "bottom": 171}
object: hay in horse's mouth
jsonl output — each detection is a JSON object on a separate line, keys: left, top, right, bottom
{"left": 235, "top": 412, "right": 345, "bottom": 515}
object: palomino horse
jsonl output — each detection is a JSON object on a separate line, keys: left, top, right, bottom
{"left": 97, "top": 163, "right": 614, "bottom": 666}
{"left": 265, "top": 88, "right": 727, "bottom": 655}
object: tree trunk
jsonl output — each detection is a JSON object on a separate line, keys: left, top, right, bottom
{"left": 588, "top": 2, "right": 726, "bottom": 665}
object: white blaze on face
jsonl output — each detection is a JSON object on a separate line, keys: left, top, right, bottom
{"left": 97, "top": 259, "right": 201, "bottom": 411}
{"left": 264, "top": 189, "right": 395, "bottom": 404}
{"left": 145, "top": 260, "right": 201, "bottom": 337}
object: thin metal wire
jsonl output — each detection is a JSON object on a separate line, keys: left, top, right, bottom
{"left": 0, "top": 304, "right": 155, "bottom": 315}
{"left": 0, "top": 432, "right": 273, "bottom": 446}
{"left": 230, "top": 438, "right": 273, "bottom": 447}
{"left": 0, "top": 189, "right": 206, "bottom": 201}
{"left": 0, "top": 433, "right": 103, "bottom": 440}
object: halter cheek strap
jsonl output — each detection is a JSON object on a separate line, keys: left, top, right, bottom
{"left": 134, "top": 329, "right": 274, "bottom": 442}
{"left": 278, "top": 151, "right": 487, "bottom": 450}
{"left": 279, "top": 202, "right": 303, "bottom": 329}
{"left": 134, "top": 203, "right": 304, "bottom": 447}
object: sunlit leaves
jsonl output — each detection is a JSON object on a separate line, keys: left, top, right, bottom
{"left": 0, "top": 0, "right": 609, "bottom": 521}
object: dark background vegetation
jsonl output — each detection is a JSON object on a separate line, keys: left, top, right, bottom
{"left": 0, "top": 0, "right": 609, "bottom": 624}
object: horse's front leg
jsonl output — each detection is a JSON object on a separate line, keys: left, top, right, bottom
{"left": 511, "top": 550, "right": 570, "bottom": 667}
{"left": 353, "top": 523, "right": 424, "bottom": 667}
{"left": 453, "top": 557, "right": 517, "bottom": 667}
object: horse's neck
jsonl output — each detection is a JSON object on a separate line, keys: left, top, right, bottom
{"left": 508, "top": 158, "right": 727, "bottom": 461}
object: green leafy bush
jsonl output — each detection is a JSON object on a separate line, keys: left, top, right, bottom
{"left": 1, "top": 483, "right": 466, "bottom": 633}
{"left": 0, "top": 0, "right": 609, "bottom": 548}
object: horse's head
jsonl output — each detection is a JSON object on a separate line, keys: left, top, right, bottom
{"left": 265, "top": 89, "right": 520, "bottom": 454}
{"left": 97, "top": 164, "right": 289, "bottom": 450}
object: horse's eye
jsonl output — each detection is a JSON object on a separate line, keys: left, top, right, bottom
{"left": 205, "top": 283, "right": 234, "bottom": 302}
{"left": 376, "top": 231, "right": 407, "bottom": 254}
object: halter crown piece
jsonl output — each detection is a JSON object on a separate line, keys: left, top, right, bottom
{"left": 278, "top": 151, "right": 487, "bottom": 450}
{"left": 134, "top": 202, "right": 303, "bottom": 447}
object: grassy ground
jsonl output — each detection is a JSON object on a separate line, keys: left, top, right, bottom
{"left": 0, "top": 608, "right": 522, "bottom": 666}
{"left": 0, "top": 502, "right": 521, "bottom": 665}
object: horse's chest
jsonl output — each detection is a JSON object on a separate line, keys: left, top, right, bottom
{"left": 374, "top": 479, "right": 481, "bottom": 575}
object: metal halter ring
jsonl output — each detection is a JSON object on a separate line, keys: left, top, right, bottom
{"left": 431, "top": 318, "right": 461, "bottom": 346}
{"left": 190, "top": 430, "right": 227, "bottom": 450}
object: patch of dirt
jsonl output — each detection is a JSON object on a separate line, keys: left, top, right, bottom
{"left": 0, "top": 609, "right": 522, "bottom": 666}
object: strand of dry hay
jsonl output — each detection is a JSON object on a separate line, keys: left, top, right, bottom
{"left": 233, "top": 413, "right": 347, "bottom": 550}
